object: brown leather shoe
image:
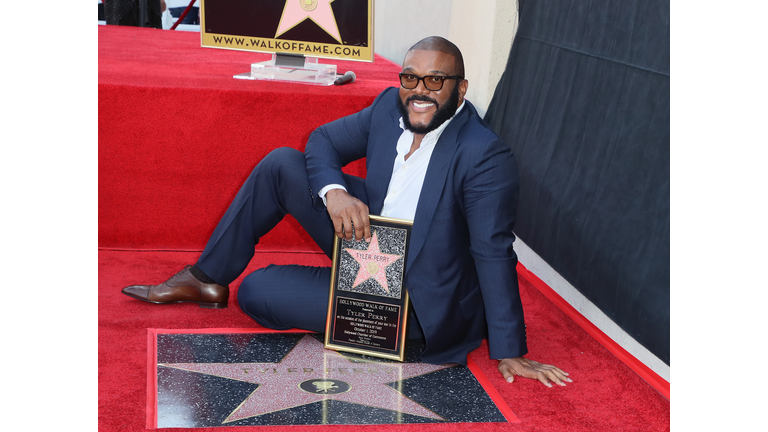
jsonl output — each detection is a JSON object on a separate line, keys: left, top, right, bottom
{"left": 121, "top": 266, "right": 229, "bottom": 309}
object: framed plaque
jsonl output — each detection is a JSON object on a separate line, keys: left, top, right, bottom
{"left": 324, "top": 215, "right": 413, "bottom": 361}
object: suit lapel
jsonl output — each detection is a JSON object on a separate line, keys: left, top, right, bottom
{"left": 406, "top": 105, "right": 471, "bottom": 271}
{"left": 366, "top": 106, "right": 402, "bottom": 215}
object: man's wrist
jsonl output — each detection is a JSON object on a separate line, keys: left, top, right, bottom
{"left": 319, "top": 184, "right": 347, "bottom": 206}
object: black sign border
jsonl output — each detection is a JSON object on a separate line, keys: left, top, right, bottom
{"left": 199, "top": 0, "right": 374, "bottom": 62}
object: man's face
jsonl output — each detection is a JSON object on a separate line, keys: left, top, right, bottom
{"left": 397, "top": 49, "right": 468, "bottom": 135}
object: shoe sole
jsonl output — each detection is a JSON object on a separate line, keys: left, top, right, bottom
{"left": 122, "top": 290, "right": 227, "bottom": 309}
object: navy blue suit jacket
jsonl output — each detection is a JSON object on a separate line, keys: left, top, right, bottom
{"left": 305, "top": 87, "right": 527, "bottom": 365}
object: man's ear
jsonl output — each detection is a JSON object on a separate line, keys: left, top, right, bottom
{"left": 459, "top": 79, "right": 469, "bottom": 103}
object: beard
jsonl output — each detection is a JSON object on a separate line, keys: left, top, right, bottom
{"left": 397, "top": 83, "right": 461, "bottom": 135}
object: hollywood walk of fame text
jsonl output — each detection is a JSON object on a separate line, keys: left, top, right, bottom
{"left": 333, "top": 297, "right": 400, "bottom": 350}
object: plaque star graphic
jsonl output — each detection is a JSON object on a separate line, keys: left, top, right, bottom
{"left": 275, "top": 0, "right": 342, "bottom": 43}
{"left": 159, "top": 335, "right": 452, "bottom": 423}
{"left": 344, "top": 231, "right": 403, "bottom": 293}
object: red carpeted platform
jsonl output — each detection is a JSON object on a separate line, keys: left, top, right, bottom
{"left": 98, "top": 25, "right": 669, "bottom": 431}
{"left": 99, "top": 24, "right": 400, "bottom": 252}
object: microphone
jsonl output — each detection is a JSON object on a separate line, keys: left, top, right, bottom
{"left": 334, "top": 71, "right": 356, "bottom": 86}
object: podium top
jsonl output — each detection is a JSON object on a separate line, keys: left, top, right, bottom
{"left": 98, "top": 25, "right": 400, "bottom": 96}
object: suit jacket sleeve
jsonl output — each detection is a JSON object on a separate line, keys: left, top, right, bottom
{"left": 304, "top": 88, "right": 396, "bottom": 202}
{"left": 463, "top": 133, "right": 528, "bottom": 360}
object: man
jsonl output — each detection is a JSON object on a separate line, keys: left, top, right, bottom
{"left": 123, "top": 36, "right": 571, "bottom": 388}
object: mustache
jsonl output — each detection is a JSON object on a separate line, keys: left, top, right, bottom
{"left": 406, "top": 95, "right": 438, "bottom": 105}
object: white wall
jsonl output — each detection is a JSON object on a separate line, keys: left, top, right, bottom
{"left": 373, "top": 1, "right": 452, "bottom": 64}
{"left": 374, "top": 0, "right": 517, "bottom": 117}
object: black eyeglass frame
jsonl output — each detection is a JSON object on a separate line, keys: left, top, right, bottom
{"left": 398, "top": 73, "right": 464, "bottom": 91}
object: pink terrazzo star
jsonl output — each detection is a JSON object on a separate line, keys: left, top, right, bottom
{"left": 275, "top": 0, "right": 342, "bottom": 43}
{"left": 344, "top": 231, "right": 402, "bottom": 293}
{"left": 160, "top": 335, "right": 452, "bottom": 423}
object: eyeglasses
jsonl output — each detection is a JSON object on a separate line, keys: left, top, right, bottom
{"left": 399, "top": 73, "right": 463, "bottom": 91}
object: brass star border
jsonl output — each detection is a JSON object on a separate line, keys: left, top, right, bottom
{"left": 147, "top": 329, "right": 519, "bottom": 428}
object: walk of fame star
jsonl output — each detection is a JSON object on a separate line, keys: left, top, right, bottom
{"left": 344, "top": 231, "right": 403, "bottom": 294}
{"left": 275, "top": 0, "right": 342, "bottom": 43}
{"left": 159, "top": 335, "right": 452, "bottom": 423}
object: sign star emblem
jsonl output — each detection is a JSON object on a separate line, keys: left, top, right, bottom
{"left": 159, "top": 335, "right": 452, "bottom": 423}
{"left": 344, "top": 231, "right": 403, "bottom": 293}
{"left": 275, "top": 0, "right": 342, "bottom": 43}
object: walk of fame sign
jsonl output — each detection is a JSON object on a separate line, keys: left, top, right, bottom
{"left": 200, "top": 0, "right": 374, "bottom": 62}
{"left": 325, "top": 215, "right": 413, "bottom": 361}
{"left": 148, "top": 330, "right": 518, "bottom": 427}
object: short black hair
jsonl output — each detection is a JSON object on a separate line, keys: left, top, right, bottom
{"left": 407, "top": 36, "right": 465, "bottom": 78}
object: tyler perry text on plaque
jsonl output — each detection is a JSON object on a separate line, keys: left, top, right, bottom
{"left": 324, "top": 215, "right": 413, "bottom": 361}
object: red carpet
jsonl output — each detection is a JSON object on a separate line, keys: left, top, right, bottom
{"left": 98, "top": 25, "right": 669, "bottom": 431}
{"left": 99, "top": 250, "right": 669, "bottom": 431}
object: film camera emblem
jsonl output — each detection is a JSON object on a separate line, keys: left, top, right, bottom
{"left": 299, "top": 378, "right": 351, "bottom": 394}
{"left": 300, "top": 0, "right": 318, "bottom": 12}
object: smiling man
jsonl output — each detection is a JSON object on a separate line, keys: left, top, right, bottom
{"left": 122, "top": 36, "right": 570, "bottom": 388}
{"left": 397, "top": 42, "right": 466, "bottom": 135}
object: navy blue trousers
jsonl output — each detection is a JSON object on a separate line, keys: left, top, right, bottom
{"left": 195, "top": 148, "right": 423, "bottom": 338}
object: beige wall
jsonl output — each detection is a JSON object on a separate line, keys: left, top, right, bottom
{"left": 374, "top": 0, "right": 519, "bottom": 117}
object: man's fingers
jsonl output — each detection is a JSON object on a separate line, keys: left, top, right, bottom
{"left": 530, "top": 365, "right": 570, "bottom": 387}
{"left": 532, "top": 371, "right": 553, "bottom": 387}
{"left": 499, "top": 357, "right": 572, "bottom": 388}
{"left": 349, "top": 217, "right": 361, "bottom": 241}
{"left": 326, "top": 190, "right": 370, "bottom": 241}
{"left": 500, "top": 360, "right": 554, "bottom": 386}
{"left": 551, "top": 368, "right": 572, "bottom": 383}
{"left": 353, "top": 212, "right": 371, "bottom": 242}
{"left": 332, "top": 214, "right": 353, "bottom": 240}
{"left": 541, "top": 370, "right": 565, "bottom": 387}
{"left": 332, "top": 216, "right": 345, "bottom": 238}
{"left": 498, "top": 363, "right": 513, "bottom": 383}
{"left": 537, "top": 364, "right": 571, "bottom": 384}
{"left": 339, "top": 216, "right": 370, "bottom": 242}
{"left": 333, "top": 217, "right": 355, "bottom": 241}
{"left": 345, "top": 205, "right": 370, "bottom": 241}
{"left": 344, "top": 219, "right": 354, "bottom": 240}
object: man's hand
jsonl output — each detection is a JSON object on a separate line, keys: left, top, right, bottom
{"left": 325, "top": 189, "right": 371, "bottom": 242}
{"left": 498, "top": 357, "right": 572, "bottom": 388}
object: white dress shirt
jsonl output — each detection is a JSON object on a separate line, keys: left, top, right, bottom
{"left": 319, "top": 101, "right": 465, "bottom": 221}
